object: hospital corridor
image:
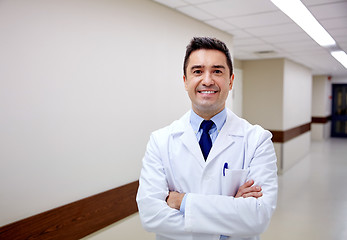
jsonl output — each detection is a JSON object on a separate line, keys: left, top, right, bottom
{"left": 1, "top": 0, "right": 347, "bottom": 239}
{"left": 262, "top": 138, "right": 347, "bottom": 240}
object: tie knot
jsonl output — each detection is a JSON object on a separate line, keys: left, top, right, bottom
{"left": 200, "top": 120, "right": 214, "bottom": 132}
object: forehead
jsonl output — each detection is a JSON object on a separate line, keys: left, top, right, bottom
{"left": 188, "top": 49, "right": 227, "bottom": 66}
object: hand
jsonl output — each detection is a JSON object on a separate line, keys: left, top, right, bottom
{"left": 166, "top": 191, "right": 185, "bottom": 210}
{"left": 235, "top": 179, "right": 263, "bottom": 198}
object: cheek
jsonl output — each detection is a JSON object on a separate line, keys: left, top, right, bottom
{"left": 186, "top": 80, "right": 197, "bottom": 92}
{"left": 184, "top": 83, "right": 188, "bottom": 91}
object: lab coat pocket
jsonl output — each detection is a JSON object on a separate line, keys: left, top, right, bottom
{"left": 221, "top": 169, "right": 248, "bottom": 196}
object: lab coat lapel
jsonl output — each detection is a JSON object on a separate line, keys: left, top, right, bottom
{"left": 208, "top": 119, "right": 234, "bottom": 161}
{"left": 175, "top": 111, "right": 205, "bottom": 167}
{"left": 180, "top": 127, "right": 204, "bottom": 166}
{"left": 207, "top": 109, "right": 243, "bottom": 161}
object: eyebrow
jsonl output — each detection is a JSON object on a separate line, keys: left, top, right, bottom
{"left": 191, "top": 65, "right": 203, "bottom": 71}
{"left": 190, "top": 65, "right": 226, "bottom": 71}
{"left": 212, "top": 65, "right": 225, "bottom": 69}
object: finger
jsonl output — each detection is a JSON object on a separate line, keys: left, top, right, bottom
{"left": 243, "top": 180, "right": 254, "bottom": 188}
{"left": 235, "top": 180, "right": 260, "bottom": 198}
{"left": 235, "top": 181, "right": 253, "bottom": 198}
{"left": 242, "top": 191, "right": 263, "bottom": 198}
{"left": 239, "top": 185, "right": 262, "bottom": 195}
{"left": 241, "top": 186, "right": 262, "bottom": 198}
{"left": 236, "top": 186, "right": 262, "bottom": 199}
{"left": 238, "top": 180, "right": 254, "bottom": 191}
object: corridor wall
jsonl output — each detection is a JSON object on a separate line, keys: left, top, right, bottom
{"left": 0, "top": 0, "right": 235, "bottom": 239}
{"left": 242, "top": 58, "right": 312, "bottom": 173}
{"left": 311, "top": 75, "right": 332, "bottom": 141}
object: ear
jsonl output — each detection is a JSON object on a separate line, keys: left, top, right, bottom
{"left": 183, "top": 75, "right": 188, "bottom": 91}
{"left": 229, "top": 74, "right": 234, "bottom": 90}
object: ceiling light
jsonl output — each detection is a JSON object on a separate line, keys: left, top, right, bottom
{"left": 331, "top": 51, "right": 347, "bottom": 68}
{"left": 271, "top": 0, "right": 335, "bottom": 47}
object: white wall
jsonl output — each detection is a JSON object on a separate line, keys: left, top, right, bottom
{"left": 312, "top": 75, "right": 332, "bottom": 117}
{"left": 227, "top": 68, "right": 243, "bottom": 117}
{"left": 242, "top": 58, "right": 284, "bottom": 130}
{"left": 282, "top": 132, "right": 311, "bottom": 171}
{"left": 0, "top": 0, "right": 235, "bottom": 233}
{"left": 311, "top": 123, "right": 331, "bottom": 140}
{"left": 311, "top": 75, "right": 332, "bottom": 141}
{"left": 283, "top": 59, "right": 312, "bottom": 130}
{"left": 282, "top": 59, "right": 312, "bottom": 172}
{"left": 332, "top": 76, "right": 347, "bottom": 84}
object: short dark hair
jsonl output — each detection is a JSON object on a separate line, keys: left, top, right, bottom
{"left": 183, "top": 37, "right": 233, "bottom": 77}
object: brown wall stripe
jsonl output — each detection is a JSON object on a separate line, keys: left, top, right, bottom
{"left": 312, "top": 116, "right": 331, "bottom": 124}
{"left": 0, "top": 180, "right": 139, "bottom": 240}
{"left": 270, "top": 122, "right": 311, "bottom": 143}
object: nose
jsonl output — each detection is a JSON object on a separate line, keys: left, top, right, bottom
{"left": 201, "top": 72, "right": 214, "bottom": 86}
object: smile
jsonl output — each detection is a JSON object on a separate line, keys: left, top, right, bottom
{"left": 199, "top": 90, "right": 218, "bottom": 94}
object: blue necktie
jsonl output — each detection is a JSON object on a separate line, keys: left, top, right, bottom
{"left": 199, "top": 120, "right": 214, "bottom": 160}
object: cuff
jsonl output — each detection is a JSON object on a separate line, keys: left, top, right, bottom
{"left": 179, "top": 193, "right": 188, "bottom": 214}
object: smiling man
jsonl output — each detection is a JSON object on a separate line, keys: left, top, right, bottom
{"left": 137, "top": 37, "right": 278, "bottom": 240}
{"left": 183, "top": 47, "right": 233, "bottom": 120}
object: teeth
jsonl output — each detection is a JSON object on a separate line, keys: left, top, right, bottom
{"left": 201, "top": 91, "right": 215, "bottom": 93}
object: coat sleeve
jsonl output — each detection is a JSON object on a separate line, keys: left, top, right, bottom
{"left": 136, "top": 132, "right": 190, "bottom": 238}
{"left": 184, "top": 129, "right": 278, "bottom": 237}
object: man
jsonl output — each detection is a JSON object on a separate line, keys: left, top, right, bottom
{"left": 136, "top": 37, "right": 278, "bottom": 240}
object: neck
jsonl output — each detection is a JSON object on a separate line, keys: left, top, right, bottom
{"left": 192, "top": 108, "right": 225, "bottom": 120}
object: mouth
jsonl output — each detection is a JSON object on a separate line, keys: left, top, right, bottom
{"left": 198, "top": 90, "right": 218, "bottom": 94}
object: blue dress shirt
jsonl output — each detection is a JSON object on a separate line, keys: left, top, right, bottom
{"left": 189, "top": 108, "right": 227, "bottom": 144}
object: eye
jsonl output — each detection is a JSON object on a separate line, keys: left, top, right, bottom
{"left": 193, "top": 70, "right": 202, "bottom": 74}
{"left": 214, "top": 69, "right": 223, "bottom": 74}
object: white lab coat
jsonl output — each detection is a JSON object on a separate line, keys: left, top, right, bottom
{"left": 136, "top": 109, "right": 278, "bottom": 240}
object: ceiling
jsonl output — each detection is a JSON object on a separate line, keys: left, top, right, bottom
{"left": 153, "top": 0, "right": 347, "bottom": 78}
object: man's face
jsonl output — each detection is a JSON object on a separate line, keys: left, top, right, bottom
{"left": 184, "top": 49, "right": 234, "bottom": 119}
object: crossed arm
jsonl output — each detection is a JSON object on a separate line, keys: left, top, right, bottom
{"left": 166, "top": 179, "right": 263, "bottom": 210}
{"left": 137, "top": 130, "right": 278, "bottom": 237}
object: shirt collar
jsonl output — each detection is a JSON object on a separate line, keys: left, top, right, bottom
{"left": 190, "top": 108, "right": 227, "bottom": 134}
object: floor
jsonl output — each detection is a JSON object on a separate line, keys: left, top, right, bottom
{"left": 261, "top": 138, "right": 347, "bottom": 240}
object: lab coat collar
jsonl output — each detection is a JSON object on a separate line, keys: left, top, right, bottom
{"left": 223, "top": 108, "right": 246, "bottom": 137}
{"left": 171, "top": 109, "right": 246, "bottom": 166}
{"left": 172, "top": 109, "right": 245, "bottom": 136}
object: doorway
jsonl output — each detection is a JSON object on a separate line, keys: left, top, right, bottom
{"left": 331, "top": 84, "right": 347, "bottom": 137}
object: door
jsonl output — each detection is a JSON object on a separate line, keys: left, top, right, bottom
{"left": 331, "top": 84, "right": 347, "bottom": 137}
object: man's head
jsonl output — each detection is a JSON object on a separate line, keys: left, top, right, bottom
{"left": 183, "top": 37, "right": 233, "bottom": 78}
{"left": 183, "top": 37, "right": 234, "bottom": 120}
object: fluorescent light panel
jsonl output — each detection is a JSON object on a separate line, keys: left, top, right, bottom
{"left": 271, "top": 0, "right": 335, "bottom": 47}
{"left": 331, "top": 51, "right": 347, "bottom": 68}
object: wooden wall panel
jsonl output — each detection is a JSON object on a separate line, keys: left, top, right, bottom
{"left": 312, "top": 116, "right": 331, "bottom": 124}
{"left": 270, "top": 122, "right": 311, "bottom": 143}
{"left": 0, "top": 181, "right": 139, "bottom": 240}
